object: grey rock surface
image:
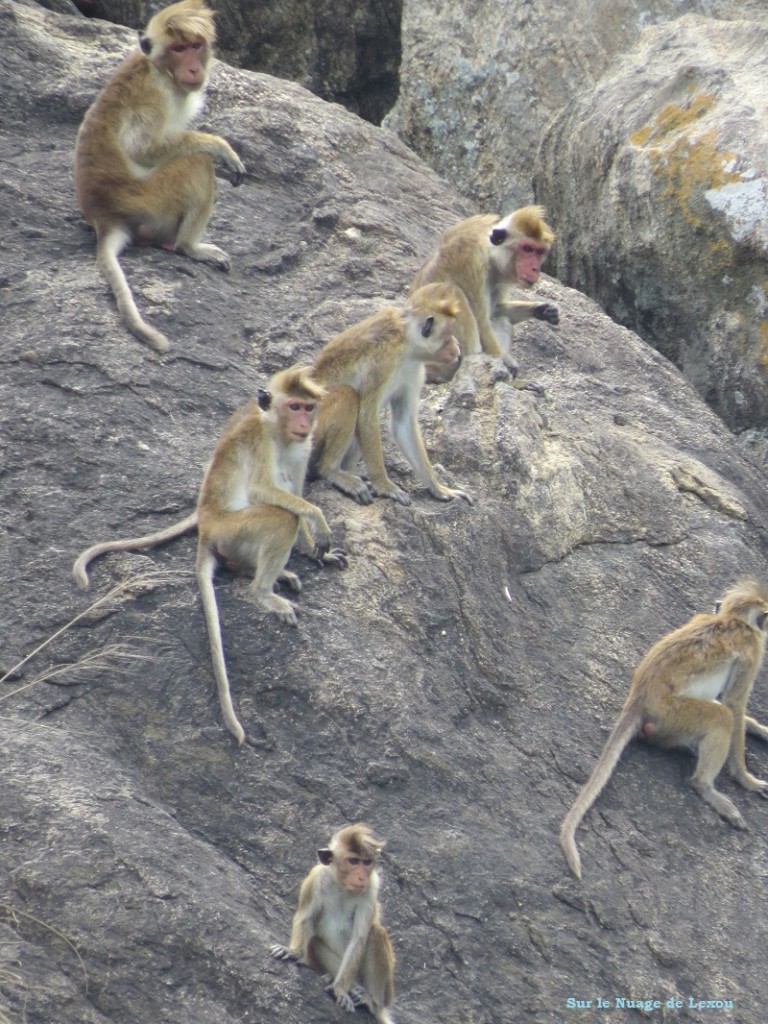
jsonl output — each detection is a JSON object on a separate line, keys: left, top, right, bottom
{"left": 3, "top": 3, "right": 768, "bottom": 1023}
{"left": 536, "top": 14, "right": 768, "bottom": 434}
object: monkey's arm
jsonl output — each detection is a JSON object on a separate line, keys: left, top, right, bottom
{"left": 389, "top": 391, "right": 473, "bottom": 505}
{"left": 248, "top": 484, "right": 332, "bottom": 550}
{"left": 722, "top": 653, "right": 768, "bottom": 792}
{"left": 357, "top": 396, "right": 410, "bottom": 505}
{"left": 499, "top": 299, "right": 559, "bottom": 326}
{"left": 133, "top": 129, "right": 245, "bottom": 186}
{"left": 331, "top": 903, "right": 374, "bottom": 998}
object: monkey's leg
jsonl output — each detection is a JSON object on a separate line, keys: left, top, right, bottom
{"left": 244, "top": 507, "right": 302, "bottom": 625}
{"left": 686, "top": 701, "right": 746, "bottom": 827}
{"left": 315, "top": 387, "right": 375, "bottom": 504}
{"left": 361, "top": 924, "right": 395, "bottom": 1020}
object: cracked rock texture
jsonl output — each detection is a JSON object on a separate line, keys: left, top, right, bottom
{"left": 3, "top": 3, "right": 768, "bottom": 1023}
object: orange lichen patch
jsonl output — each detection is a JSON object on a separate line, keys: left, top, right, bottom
{"left": 628, "top": 89, "right": 741, "bottom": 240}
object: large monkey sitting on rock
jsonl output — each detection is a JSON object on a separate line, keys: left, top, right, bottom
{"left": 410, "top": 206, "right": 558, "bottom": 383}
{"left": 310, "top": 282, "right": 473, "bottom": 507}
{"left": 560, "top": 578, "right": 768, "bottom": 880}
{"left": 271, "top": 823, "right": 396, "bottom": 1024}
{"left": 73, "top": 366, "right": 345, "bottom": 745}
{"left": 74, "top": 0, "right": 246, "bottom": 353}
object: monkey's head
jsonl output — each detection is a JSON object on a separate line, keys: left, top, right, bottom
{"left": 319, "top": 823, "right": 384, "bottom": 895}
{"left": 268, "top": 365, "right": 325, "bottom": 443}
{"left": 489, "top": 205, "right": 554, "bottom": 288}
{"left": 405, "top": 284, "right": 462, "bottom": 367}
{"left": 717, "top": 577, "right": 768, "bottom": 629}
{"left": 140, "top": 0, "right": 215, "bottom": 90}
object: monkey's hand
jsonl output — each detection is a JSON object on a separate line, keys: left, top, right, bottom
{"left": 736, "top": 771, "right": 768, "bottom": 795}
{"left": 326, "top": 983, "right": 357, "bottom": 1014}
{"left": 533, "top": 302, "right": 559, "bottom": 325}
{"left": 221, "top": 146, "right": 246, "bottom": 186}
{"left": 372, "top": 481, "right": 412, "bottom": 506}
{"left": 269, "top": 944, "right": 298, "bottom": 961}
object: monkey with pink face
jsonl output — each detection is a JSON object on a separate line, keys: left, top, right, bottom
{"left": 410, "top": 205, "right": 559, "bottom": 383}
{"left": 271, "top": 824, "right": 396, "bottom": 1024}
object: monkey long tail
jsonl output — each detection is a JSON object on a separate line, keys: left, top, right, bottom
{"left": 97, "top": 230, "right": 171, "bottom": 353}
{"left": 195, "top": 547, "right": 245, "bottom": 746}
{"left": 558, "top": 705, "right": 642, "bottom": 880}
{"left": 73, "top": 512, "right": 198, "bottom": 589}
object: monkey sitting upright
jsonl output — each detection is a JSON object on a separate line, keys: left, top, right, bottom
{"left": 560, "top": 578, "right": 768, "bottom": 880}
{"left": 410, "top": 206, "right": 558, "bottom": 383}
{"left": 74, "top": 0, "right": 246, "bottom": 352}
{"left": 271, "top": 824, "right": 396, "bottom": 1024}
{"left": 72, "top": 366, "right": 345, "bottom": 745}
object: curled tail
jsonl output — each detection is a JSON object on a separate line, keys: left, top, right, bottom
{"left": 559, "top": 706, "right": 642, "bottom": 880}
{"left": 196, "top": 547, "right": 245, "bottom": 745}
{"left": 73, "top": 512, "right": 198, "bottom": 589}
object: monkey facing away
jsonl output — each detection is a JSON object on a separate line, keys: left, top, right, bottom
{"left": 74, "top": 0, "right": 246, "bottom": 352}
{"left": 73, "top": 366, "right": 345, "bottom": 745}
{"left": 560, "top": 578, "right": 768, "bottom": 879}
{"left": 310, "top": 282, "right": 473, "bottom": 507}
{"left": 410, "top": 206, "right": 558, "bottom": 383}
{"left": 271, "top": 823, "right": 395, "bottom": 1024}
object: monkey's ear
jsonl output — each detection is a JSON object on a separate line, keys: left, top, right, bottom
{"left": 139, "top": 33, "right": 151, "bottom": 55}
{"left": 714, "top": 601, "right": 722, "bottom": 613}
{"left": 421, "top": 315, "right": 434, "bottom": 338}
{"left": 257, "top": 388, "right": 272, "bottom": 411}
{"left": 317, "top": 848, "right": 333, "bottom": 865}
{"left": 757, "top": 611, "right": 768, "bottom": 630}
{"left": 489, "top": 228, "right": 508, "bottom": 246}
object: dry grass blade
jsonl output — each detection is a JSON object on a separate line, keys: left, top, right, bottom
{"left": 0, "top": 903, "right": 88, "bottom": 995}
{"left": 0, "top": 644, "right": 153, "bottom": 705}
{"left": 0, "top": 569, "right": 187, "bottom": 687}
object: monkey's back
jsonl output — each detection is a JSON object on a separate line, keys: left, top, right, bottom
{"left": 313, "top": 308, "right": 404, "bottom": 390}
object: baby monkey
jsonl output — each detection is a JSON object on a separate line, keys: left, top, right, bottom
{"left": 560, "top": 578, "right": 768, "bottom": 879}
{"left": 271, "top": 824, "right": 395, "bottom": 1024}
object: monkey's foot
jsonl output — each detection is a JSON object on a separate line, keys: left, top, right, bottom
{"left": 693, "top": 781, "right": 746, "bottom": 828}
{"left": 180, "top": 242, "right": 231, "bottom": 271}
{"left": 253, "top": 592, "right": 299, "bottom": 625}
{"left": 277, "top": 570, "right": 302, "bottom": 593}
{"left": 322, "top": 469, "right": 375, "bottom": 505}
{"left": 372, "top": 483, "right": 411, "bottom": 506}
{"left": 734, "top": 771, "right": 768, "bottom": 795}
{"left": 432, "top": 484, "right": 474, "bottom": 505}
{"left": 269, "top": 944, "right": 298, "bottom": 961}
{"left": 327, "top": 986, "right": 357, "bottom": 1014}
{"left": 347, "top": 983, "right": 369, "bottom": 1007}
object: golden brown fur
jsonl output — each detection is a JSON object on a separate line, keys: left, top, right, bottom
{"left": 560, "top": 578, "right": 768, "bottom": 879}
{"left": 74, "top": 0, "right": 245, "bottom": 352}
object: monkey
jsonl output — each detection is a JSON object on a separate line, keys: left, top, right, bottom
{"left": 72, "top": 366, "right": 345, "bottom": 744}
{"left": 560, "top": 578, "right": 768, "bottom": 880}
{"left": 271, "top": 823, "right": 395, "bottom": 1024}
{"left": 309, "top": 282, "right": 473, "bottom": 507}
{"left": 410, "top": 206, "right": 558, "bottom": 384}
{"left": 74, "top": 0, "right": 246, "bottom": 353}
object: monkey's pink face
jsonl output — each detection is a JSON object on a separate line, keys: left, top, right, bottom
{"left": 167, "top": 38, "right": 209, "bottom": 90}
{"left": 277, "top": 398, "right": 318, "bottom": 442}
{"left": 515, "top": 241, "right": 549, "bottom": 287}
{"left": 336, "top": 855, "right": 374, "bottom": 895}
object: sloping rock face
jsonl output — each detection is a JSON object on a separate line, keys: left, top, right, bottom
{"left": 385, "top": 0, "right": 767, "bottom": 211}
{"left": 536, "top": 15, "right": 768, "bottom": 436}
{"left": 3, "top": 3, "right": 768, "bottom": 1023}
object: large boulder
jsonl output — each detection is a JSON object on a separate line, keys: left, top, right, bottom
{"left": 535, "top": 14, "right": 768, "bottom": 433}
{"left": 386, "top": 0, "right": 768, "bottom": 210}
{"left": 3, "top": 2, "right": 768, "bottom": 1022}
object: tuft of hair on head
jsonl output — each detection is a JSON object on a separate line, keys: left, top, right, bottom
{"left": 509, "top": 205, "right": 555, "bottom": 245}
{"left": 408, "top": 281, "right": 461, "bottom": 321}
{"left": 269, "top": 364, "right": 326, "bottom": 403}
{"left": 330, "top": 823, "right": 385, "bottom": 861}
{"left": 717, "top": 577, "right": 768, "bottom": 617}
{"left": 147, "top": 0, "right": 216, "bottom": 45}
